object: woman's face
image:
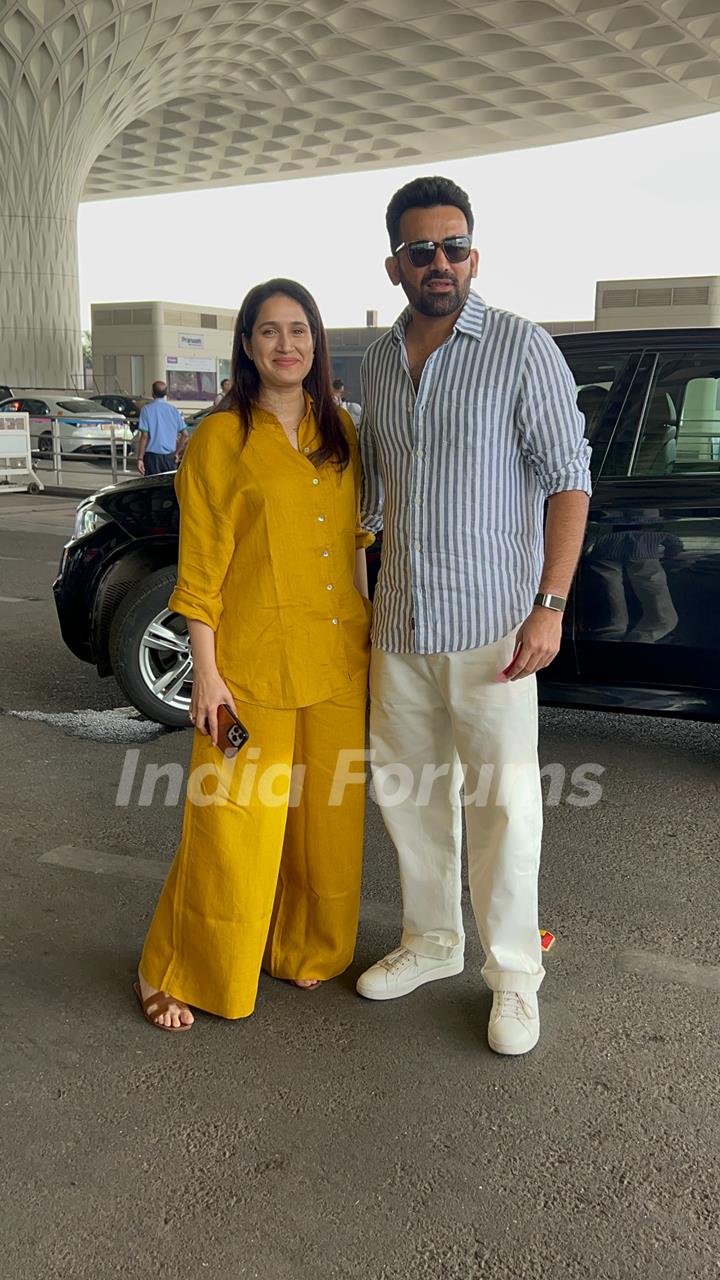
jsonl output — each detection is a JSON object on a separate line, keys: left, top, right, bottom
{"left": 243, "top": 294, "right": 315, "bottom": 392}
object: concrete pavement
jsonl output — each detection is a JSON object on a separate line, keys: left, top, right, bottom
{"left": 1, "top": 498, "right": 719, "bottom": 1280}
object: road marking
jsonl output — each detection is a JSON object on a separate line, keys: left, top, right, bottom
{"left": 37, "top": 846, "right": 399, "bottom": 932}
{"left": 29, "top": 848, "right": 720, "bottom": 984}
{"left": 40, "top": 845, "right": 169, "bottom": 881}
{"left": 0, "top": 522, "right": 71, "bottom": 535}
{"left": 0, "top": 555, "right": 58, "bottom": 564}
{"left": 616, "top": 949, "right": 720, "bottom": 992}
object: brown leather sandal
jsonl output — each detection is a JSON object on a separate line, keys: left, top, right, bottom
{"left": 133, "top": 981, "right": 194, "bottom": 1032}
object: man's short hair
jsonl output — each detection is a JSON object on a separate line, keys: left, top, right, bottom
{"left": 332, "top": 378, "right": 345, "bottom": 392}
{"left": 152, "top": 380, "right": 167, "bottom": 398}
{"left": 385, "top": 176, "right": 474, "bottom": 252}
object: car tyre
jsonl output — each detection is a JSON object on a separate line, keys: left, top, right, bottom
{"left": 109, "top": 567, "right": 193, "bottom": 728}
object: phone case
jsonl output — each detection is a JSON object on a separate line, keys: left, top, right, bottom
{"left": 216, "top": 703, "right": 250, "bottom": 754}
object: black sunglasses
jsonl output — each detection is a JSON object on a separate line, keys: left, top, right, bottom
{"left": 393, "top": 235, "right": 472, "bottom": 268}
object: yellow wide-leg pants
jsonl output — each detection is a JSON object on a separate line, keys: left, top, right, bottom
{"left": 140, "top": 675, "right": 368, "bottom": 1019}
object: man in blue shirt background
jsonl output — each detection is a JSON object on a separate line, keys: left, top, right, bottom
{"left": 136, "top": 381, "right": 187, "bottom": 475}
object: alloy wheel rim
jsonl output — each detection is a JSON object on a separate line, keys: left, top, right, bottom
{"left": 138, "top": 608, "right": 193, "bottom": 711}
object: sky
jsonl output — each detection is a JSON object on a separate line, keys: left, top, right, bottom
{"left": 77, "top": 110, "right": 720, "bottom": 332}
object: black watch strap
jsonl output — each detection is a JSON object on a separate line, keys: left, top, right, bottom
{"left": 534, "top": 592, "right": 566, "bottom": 613}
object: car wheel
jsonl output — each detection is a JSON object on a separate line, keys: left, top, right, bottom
{"left": 109, "top": 567, "right": 193, "bottom": 728}
{"left": 38, "top": 432, "right": 53, "bottom": 454}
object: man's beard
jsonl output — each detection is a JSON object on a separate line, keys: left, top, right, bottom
{"left": 403, "top": 270, "right": 472, "bottom": 317}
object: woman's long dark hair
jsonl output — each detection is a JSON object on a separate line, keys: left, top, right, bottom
{"left": 221, "top": 278, "right": 350, "bottom": 470}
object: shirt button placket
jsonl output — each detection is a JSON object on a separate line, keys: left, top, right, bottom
{"left": 411, "top": 403, "right": 424, "bottom": 645}
{"left": 313, "top": 478, "right": 335, "bottom": 627}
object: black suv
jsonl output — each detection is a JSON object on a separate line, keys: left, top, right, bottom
{"left": 54, "top": 328, "right": 720, "bottom": 726}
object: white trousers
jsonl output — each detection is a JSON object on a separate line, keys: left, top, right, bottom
{"left": 369, "top": 635, "right": 545, "bottom": 994}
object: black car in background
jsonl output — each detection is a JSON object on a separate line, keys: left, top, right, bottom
{"left": 89, "top": 393, "right": 148, "bottom": 428}
{"left": 54, "top": 328, "right": 720, "bottom": 726}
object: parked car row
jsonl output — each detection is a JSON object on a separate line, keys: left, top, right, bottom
{"left": 53, "top": 327, "right": 720, "bottom": 725}
{"left": 0, "top": 390, "right": 134, "bottom": 456}
{"left": 0, "top": 384, "right": 210, "bottom": 455}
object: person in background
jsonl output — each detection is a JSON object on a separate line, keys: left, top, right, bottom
{"left": 214, "top": 377, "right": 232, "bottom": 405}
{"left": 136, "top": 381, "right": 187, "bottom": 475}
{"left": 332, "top": 377, "right": 362, "bottom": 427}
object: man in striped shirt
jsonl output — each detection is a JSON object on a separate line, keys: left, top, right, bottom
{"left": 356, "top": 176, "right": 592, "bottom": 1055}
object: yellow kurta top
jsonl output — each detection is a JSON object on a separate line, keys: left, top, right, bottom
{"left": 169, "top": 397, "right": 374, "bottom": 709}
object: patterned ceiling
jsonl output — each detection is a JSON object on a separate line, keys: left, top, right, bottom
{"left": 2, "top": 0, "right": 720, "bottom": 203}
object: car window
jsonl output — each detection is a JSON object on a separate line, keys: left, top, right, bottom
{"left": 24, "top": 399, "right": 50, "bottom": 415}
{"left": 629, "top": 352, "right": 720, "bottom": 477}
{"left": 555, "top": 345, "right": 642, "bottom": 480}
{"left": 57, "top": 398, "right": 110, "bottom": 414}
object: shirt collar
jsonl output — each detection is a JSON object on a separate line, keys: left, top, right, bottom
{"left": 253, "top": 389, "right": 315, "bottom": 427}
{"left": 391, "top": 289, "right": 486, "bottom": 345}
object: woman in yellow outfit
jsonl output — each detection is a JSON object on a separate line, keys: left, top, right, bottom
{"left": 134, "top": 278, "right": 374, "bottom": 1030}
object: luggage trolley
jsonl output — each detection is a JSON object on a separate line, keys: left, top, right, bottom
{"left": 0, "top": 412, "right": 44, "bottom": 493}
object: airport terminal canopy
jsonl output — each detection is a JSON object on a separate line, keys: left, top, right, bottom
{"left": 2, "top": 0, "right": 720, "bottom": 384}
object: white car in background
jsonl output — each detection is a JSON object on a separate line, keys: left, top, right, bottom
{"left": 0, "top": 391, "right": 133, "bottom": 456}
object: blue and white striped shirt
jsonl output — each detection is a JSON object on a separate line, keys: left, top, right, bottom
{"left": 359, "top": 291, "right": 592, "bottom": 655}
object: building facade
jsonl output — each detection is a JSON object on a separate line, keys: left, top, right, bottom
{"left": 91, "top": 276, "right": 720, "bottom": 406}
{"left": 594, "top": 276, "right": 720, "bottom": 331}
{"left": 90, "top": 301, "right": 387, "bottom": 405}
{"left": 91, "top": 302, "right": 236, "bottom": 402}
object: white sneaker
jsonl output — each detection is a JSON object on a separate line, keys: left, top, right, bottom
{"left": 356, "top": 946, "right": 464, "bottom": 1001}
{"left": 487, "top": 991, "right": 540, "bottom": 1056}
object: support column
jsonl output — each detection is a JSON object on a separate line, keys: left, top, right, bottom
{"left": 0, "top": 1, "right": 169, "bottom": 390}
{"left": 0, "top": 190, "right": 84, "bottom": 390}
{"left": 0, "top": 6, "right": 96, "bottom": 391}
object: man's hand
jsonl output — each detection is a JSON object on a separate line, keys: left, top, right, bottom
{"left": 137, "top": 458, "right": 145, "bottom": 475}
{"left": 503, "top": 606, "right": 563, "bottom": 680}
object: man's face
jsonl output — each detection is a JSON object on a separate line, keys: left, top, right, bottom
{"left": 385, "top": 205, "right": 479, "bottom": 318}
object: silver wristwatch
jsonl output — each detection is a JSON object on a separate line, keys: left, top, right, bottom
{"left": 534, "top": 592, "right": 566, "bottom": 613}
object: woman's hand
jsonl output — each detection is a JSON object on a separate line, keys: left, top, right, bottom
{"left": 190, "top": 667, "right": 238, "bottom": 748}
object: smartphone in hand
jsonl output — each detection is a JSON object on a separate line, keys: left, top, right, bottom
{"left": 216, "top": 702, "right": 250, "bottom": 755}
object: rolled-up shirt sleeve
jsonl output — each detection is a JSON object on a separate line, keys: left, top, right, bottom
{"left": 516, "top": 326, "right": 592, "bottom": 497}
{"left": 168, "top": 431, "right": 235, "bottom": 630}
{"left": 359, "top": 358, "right": 384, "bottom": 533}
{"left": 342, "top": 409, "right": 375, "bottom": 549}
